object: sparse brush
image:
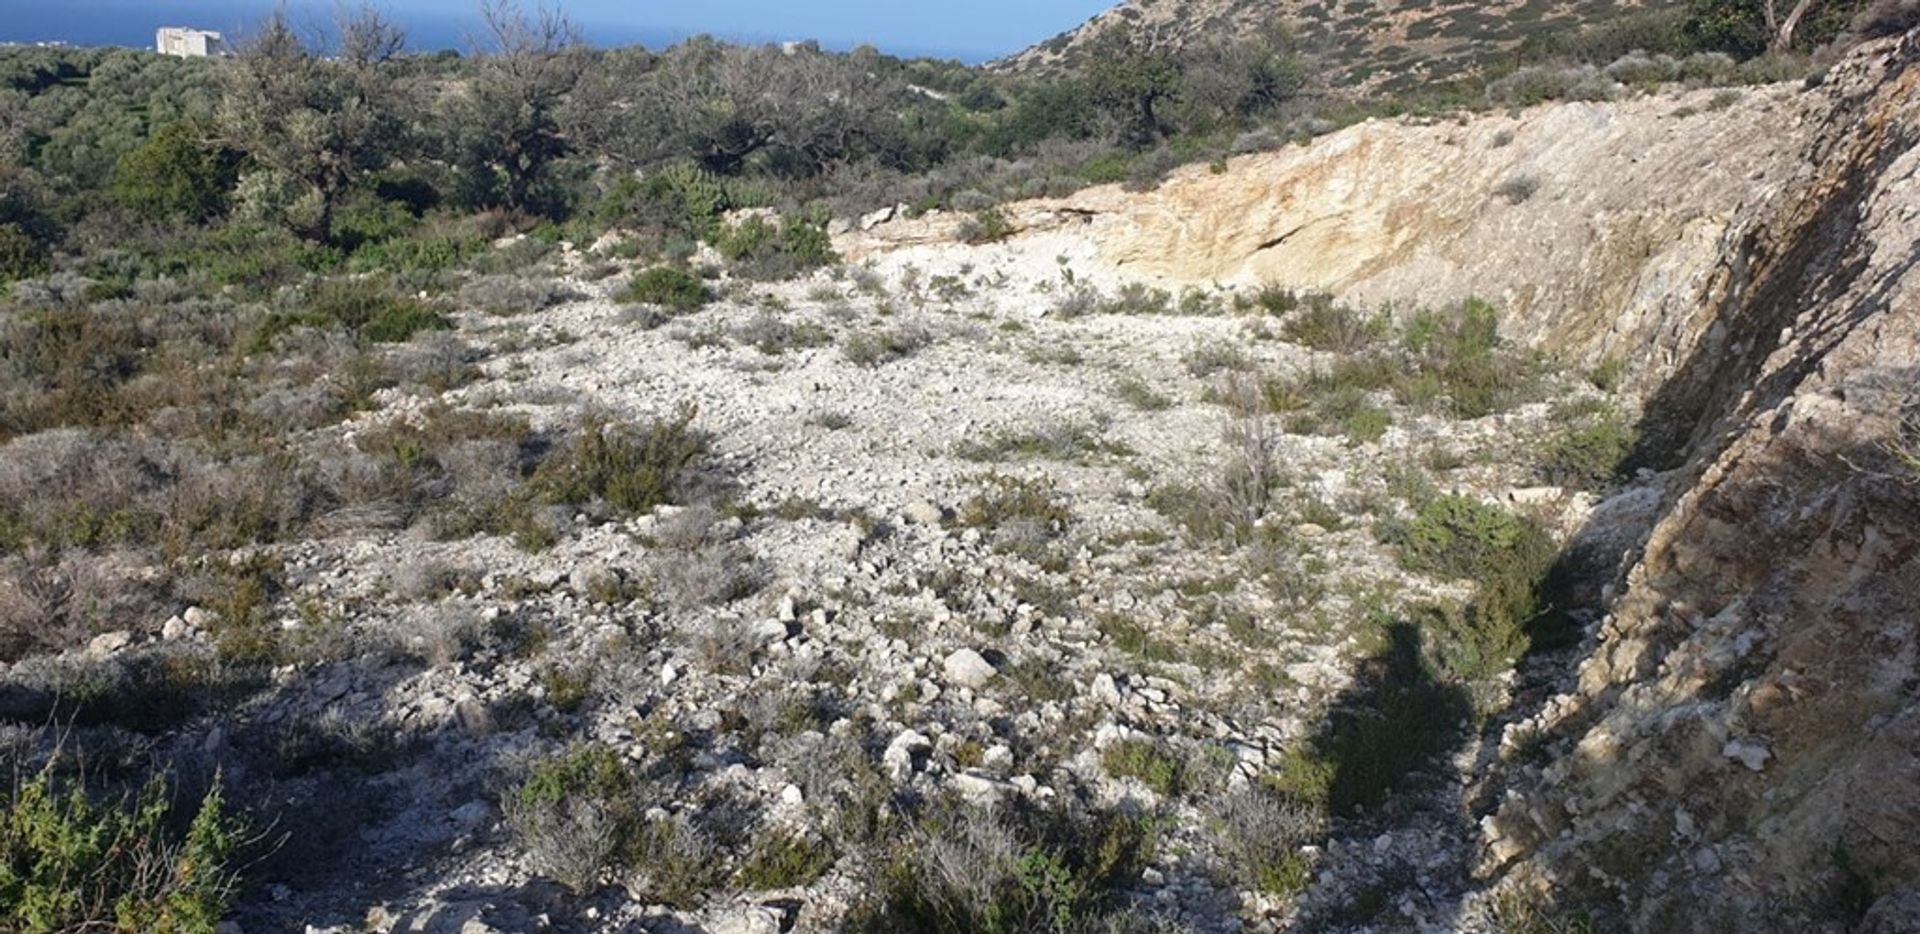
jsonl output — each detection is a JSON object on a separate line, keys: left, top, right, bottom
{"left": 1213, "top": 787, "right": 1324, "bottom": 895}
{"left": 459, "top": 275, "right": 579, "bottom": 316}
{"left": 843, "top": 327, "right": 930, "bottom": 366}
{"left": 1282, "top": 296, "right": 1386, "bottom": 353}
{"left": 530, "top": 404, "right": 711, "bottom": 516}
{"left": 622, "top": 266, "right": 713, "bottom": 312}
{"left": 506, "top": 744, "right": 638, "bottom": 895}
{"left": 630, "top": 813, "right": 724, "bottom": 908}
{"left": 1102, "top": 738, "right": 1184, "bottom": 796}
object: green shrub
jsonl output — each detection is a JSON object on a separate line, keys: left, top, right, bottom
{"left": 0, "top": 769, "right": 241, "bottom": 933}
{"left": 713, "top": 213, "right": 838, "bottom": 281}
{"left": 1382, "top": 493, "right": 1560, "bottom": 685}
{"left": 621, "top": 266, "right": 712, "bottom": 312}
{"left": 0, "top": 224, "right": 50, "bottom": 284}
{"left": 507, "top": 744, "right": 639, "bottom": 894}
{"left": 1387, "top": 494, "right": 1534, "bottom": 581}
{"left": 111, "top": 121, "right": 233, "bottom": 224}
{"left": 530, "top": 405, "right": 710, "bottom": 516}
{"left": 958, "top": 207, "right": 1014, "bottom": 244}
{"left": 1100, "top": 739, "right": 1183, "bottom": 796}
{"left": 737, "top": 831, "right": 836, "bottom": 890}
{"left": 1342, "top": 406, "right": 1392, "bottom": 445}
{"left": 1541, "top": 413, "right": 1636, "bottom": 490}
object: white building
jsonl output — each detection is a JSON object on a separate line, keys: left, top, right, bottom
{"left": 156, "top": 28, "right": 224, "bottom": 58}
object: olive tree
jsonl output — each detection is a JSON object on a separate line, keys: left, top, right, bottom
{"left": 215, "top": 7, "right": 408, "bottom": 241}
{"left": 454, "top": 0, "right": 591, "bottom": 214}
{"left": 1685, "top": 0, "right": 1876, "bottom": 54}
{"left": 1082, "top": 24, "right": 1181, "bottom": 147}
{"left": 634, "top": 39, "right": 905, "bottom": 176}
{"left": 1178, "top": 23, "right": 1309, "bottom": 128}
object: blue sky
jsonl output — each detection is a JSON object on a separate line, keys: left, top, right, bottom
{"left": 0, "top": 0, "right": 1115, "bottom": 61}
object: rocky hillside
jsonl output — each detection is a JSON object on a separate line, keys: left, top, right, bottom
{"left": 882, "top": 25, "right": 1920, "bottom": 931}
{"left": 999, "top": 0, "right": 1669, "bottom": 91}
{"left": 4, "top": 25, "right": 1915, "bottom": 934}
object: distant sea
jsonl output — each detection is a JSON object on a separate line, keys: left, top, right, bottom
{"left": 0, "top": 0, "right": 984, "bottom": 60}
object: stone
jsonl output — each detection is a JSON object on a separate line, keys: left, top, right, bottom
{"left": 1861, "top": 891, "right": 1920, "bottom": 934}
{"left": 86, "top": 630, "right": 133, "bottom": 657}
{"left": 1722, "top": 738, "right": 1771, "bottom": 772}
{"left": 162, "top": 615, "right": 190, "bottom": 640}
{"left": 883, "top": 729, "right": 932, "bottom": 779}
{"left": 710, "top": 907, "right": 782, "bottom": 934}
{"left": 943, "top": 648, "right": 997, "bottom": 688}
{"left": 903, "top": 501, "right": 945, "bottom": 525}
{"left": 449, "top": 800, "right": 493, "bottom": 831}
{"left": 1508, "top": 486, "right": 1565, "bottom": 505}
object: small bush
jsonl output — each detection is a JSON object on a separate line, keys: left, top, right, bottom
{"left": 1102, "top": 283, "right": 1173, "bottom": 316}
{"left": 507, "top": 744, "right": 638, "bottom": 894}
{"left": 531, "top": 405, "right": 711, "bottom": 516}
{"left": 1114, "top": 377, "right": 1172, "bottom": 411}
{"left": 737, "top": 830, "right": 836, "bottom": 890}
{"left": 957, "top": 207, "right": 1015, "bottom": 245}
{"left": 459, "top": 276, "right": 578, "bottom": 316}
{"left": 1342, "top": 406, "right": 1393, "bottom": 446}
{"left": 1386, "top": 494, "right": 1537, "bottom": 582}
{"left": 0, "top": 768, "right": 242, "bottom": 933}
{"left": 256, "top": 278, "right": 450, "bottom": 348}
{"left": 0, "top": 224, "right": 51, "bottom": 285}
{"left": 732, "top": 313, "right": 832, "bottom": 355}
{"left": 1540, "top": 413, "right": 1636, "bottom": 490}
{"left": 1050, "top": 285, "right": 1104, "bottom": 319}
{"left": 1282, "top": 297, "right": 1386, "bottom": 353}
{"left": 843, "top": 327, "right": 930, "bottom": 367}
{"left": 850, "top": 801, "right": 1157, "bottom": 934}
{"left": 1213, "top": 788, "right": 1322, "bottom": 896}
{"left": 1183, "top": 342, "right": 1253, "bottom": 377}
{"left": 1101, "top": 739, "right": 1183, "bottom": 796}
{"left": 713, "top": 214, "right": 838, "bottom": 281}
{"left": 1493, "top": 175, "right": 1541, "bottom": 205}
{"left": 629, "top": 814, "right": 724, "bottom": 909}
{"left": 622, "top": 267, "right": 712, "bottom": 312}
{"left": 957, "top": 474, "right": 1072, "bottom": 563}
{"left": 955, "top": 420, "right": 1131, "bottom": 464}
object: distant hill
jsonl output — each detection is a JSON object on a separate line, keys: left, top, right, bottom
{"left": 998, "top": 0, "right": 1674, "bottom": 94}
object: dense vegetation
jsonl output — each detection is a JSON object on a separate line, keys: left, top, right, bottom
{"left": 3, "top": 0, "right": 1907, "bottom": 292}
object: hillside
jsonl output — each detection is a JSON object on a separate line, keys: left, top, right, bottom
{"left": 2, "top": 14, "right": 1917, "bottom": 934}
{"left": 1000, "top": 0, "right": 1670, "bottom": 92}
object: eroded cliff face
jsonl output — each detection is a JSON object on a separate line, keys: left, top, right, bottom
{"left": 1477, "top": 32, "right": 1920, "bottom": 932}
{"left": 849, "top": 80, "right": 1823, "bottom": 386}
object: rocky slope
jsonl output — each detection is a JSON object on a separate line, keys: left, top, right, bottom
{"left": 1473, "top": 30, "right": 1920, "bottom": 932}
{"left": 871, "top": 27, "right": 1920, "bottom": 930}
{"left": 998, "top": 0, "right": 1667, "bottom": 91}
{"left": 7, "top": 28, "right": 1914, "bottom": 934}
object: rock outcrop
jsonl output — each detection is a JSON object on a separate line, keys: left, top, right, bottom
{"left": 1476, "top": 31, "right": 1920, "bottom": 931}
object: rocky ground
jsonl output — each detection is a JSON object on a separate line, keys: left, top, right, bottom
{"left": 64, "top": 217, "right": 1616, "bottom": 934}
